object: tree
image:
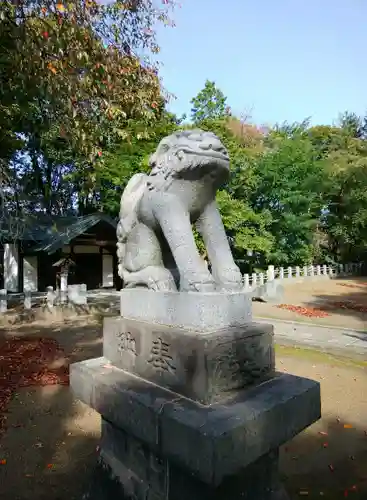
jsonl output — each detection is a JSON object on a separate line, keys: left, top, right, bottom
{"left": 190, "top": 80, "right": 228, "bottom": 123}
{"left": 249, "top": 126, "right": 329, "bottom": 266}
{"left": 86, "top": 113, "right": 181, "bottom": 216}
{"left": 186, "top": 101, "right": 367, "bottom": 267}
{"left": 0, "top": 2, "right": 170, "bottom": 160}
{"left": 185, "top": 116, "right": 274, "bottom": 263}
{"left": 337, "top": 111, "right": 364, "bottom": 139}
{"left": 216, "top": 190, "right": 274, "bottom": 265}
{"left": 0, "top": 0, "right": 177, "bottom": 225}
{"left": 307, "top": 118, "right": 367, "bottom": 262}
{"left": 326, "top": 163, "right": 367, "bottom": 262}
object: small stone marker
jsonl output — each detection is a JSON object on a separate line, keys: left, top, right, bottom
{"left": 46, "top": 286, "right": 56, "bottom": 309}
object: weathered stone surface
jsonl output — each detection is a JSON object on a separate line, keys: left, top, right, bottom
{"left": 116, "top": 129, "right": 243, "bottom": 293}
{"left": 81, "top": 445, "right": 290, "bottom": 500}
{"left": 103, "top": 317, "right": 274, "bottom": 404}
{"left": 70, "top": 356, "right": 321, "bottom": 486}
{"left": 120, "top": 289, "right": 252, "bottom": 330}
{"left": 96, "top": 418, "right": 289, "bottom": 500}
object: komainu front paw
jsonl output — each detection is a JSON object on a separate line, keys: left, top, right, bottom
{"left": 180, "top": 272, "right": 217, "bottom": 292}
{"left": 216, "top": 267, "right": 243, "bottom": 291}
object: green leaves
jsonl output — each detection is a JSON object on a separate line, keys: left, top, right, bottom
{"left": 190, "top": 80, "right": 229, "bottom": 124}
{"left": 0, "top": 0, "right": 179, "bottom": 228}
{"left": 0, "top": 0, "right": 177, "bottom": 162}
{"left": 186, "top": 88, "right": 367, "bottom": 267}
{"left": 216, "top": 190, "right": 274, "bottom": 258}
{"left": 92, "top": 115, "right": 180, "bottom": 216}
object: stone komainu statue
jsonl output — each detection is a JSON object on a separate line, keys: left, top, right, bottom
{"left": 116, "top": 129, "right": 242, "bottom": 292}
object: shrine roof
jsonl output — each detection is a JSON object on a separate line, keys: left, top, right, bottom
{"left": 1, "top": 212, "right": 117, "bottom": 254}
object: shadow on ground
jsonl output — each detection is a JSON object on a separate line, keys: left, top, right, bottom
{"left": 252, "top": 277, "right": 367, "bottom": 330}
{"left": 280, "top": 417, "right": 367, "bottom": 499}
{"left": 0, "top": 318, "right": 103, "bottom": 500}
{"left": 0, "top": 317, "right": 103, "bottom": 363}
{"left": 304, "top": 280, "right": 367, "bottom": 328}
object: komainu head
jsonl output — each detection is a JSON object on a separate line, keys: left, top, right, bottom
{"left": 147, "top": 129, "right": 230, "bottom": 191}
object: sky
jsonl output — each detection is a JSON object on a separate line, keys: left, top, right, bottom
{"left": 156, "top": 0, "right": 366, "bottom": 126}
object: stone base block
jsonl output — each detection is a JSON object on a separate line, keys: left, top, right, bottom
{"left": 103, "top": 317, "right": 275, "bottom": 404}
{"left": 120, "top": 289, "right": 252, "bottom": 330}
{"left": 252, "top": 280, "right": 284, "bottom": 303}
{"left": 81, "top": 447, "right": 290, "bottom": 500}
{"left": 93, "top": 419, "right": 289, "bottom": 500}
{"left": 71, "top": 357, "right": 321, "bottom": 487}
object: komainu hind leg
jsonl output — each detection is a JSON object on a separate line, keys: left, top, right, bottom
{"left": 122, "top": 266, "right": 177, "bottom": 291}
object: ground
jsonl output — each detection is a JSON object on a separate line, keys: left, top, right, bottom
{"left": 0, "top": 277, "right": 366, "bottom": 500}
{"left": 277, "top": 346, "right": 367, "bottom": 499}
{"left": 253, "top": 276, "right": 367, "bottom": 330}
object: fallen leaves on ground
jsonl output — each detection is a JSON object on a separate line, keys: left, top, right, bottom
{"left": 276, "top": 304, "right": 331, "bottom": 318}
{"left": 276, "top": 299, "right": 367, "bottom": 317}
{"left": 0, "top": 336, "right": 69, "bottom": 438}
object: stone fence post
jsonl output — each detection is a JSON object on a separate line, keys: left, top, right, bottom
{"left": 46, "top": 286, "right": 56, "bottom": 310}
{"left": 0, "top": 289, "right": 7, "bottom": 313}
{"left": 251, "top": 273, "right": 257, "bottom": 288}
{"left": 279, "top": 267, "right": 284, "bottom": 280}
{"left": 287, "top": 266, "right": 292, "bottom": 279}
{"left": 267, "top": 265, "right": 275, "bottom": 282}
{"left": 243, "top": 274, "right": 250, "bottom": 289}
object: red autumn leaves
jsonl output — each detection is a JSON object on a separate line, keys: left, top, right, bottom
{"left": 0, "top": 337, "right": 69, "bottom": 438}
{"left": 277, "top": 304, "right": 331, "bottom": 318}
{"left": 277, "top": 300, "right": 367, "bottom": 318}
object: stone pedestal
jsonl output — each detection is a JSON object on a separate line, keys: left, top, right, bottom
{"left": 71, "top": 291, "right": 321, "bottom": 499}
{"left": 120, "top": 288, "right": 252, "bottom": 330}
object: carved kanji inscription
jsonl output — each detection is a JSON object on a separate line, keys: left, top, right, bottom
{"left": 147, "top": 337, "right": 176, "bottom": 374}
{"left": 210, "top": 335, "right": 273, "bottom": 390}
{"left": 117, "top": 331, "right": 137, "bottom": 355}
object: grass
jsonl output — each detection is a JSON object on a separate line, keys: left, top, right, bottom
{"left": 275, "top": 343, "right": 367, "bottom": 369}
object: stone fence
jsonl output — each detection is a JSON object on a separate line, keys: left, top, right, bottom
{"left": 243, "top": 261, "right": 363, "bottom": 290}
{"left": 0, "top": 284, "right": 122, "bottom": 318}
{"left": 0, "top": 262, "right": 363, "bottom": 314}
